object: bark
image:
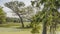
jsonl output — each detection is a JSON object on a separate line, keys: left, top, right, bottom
{"left": 50, "top": 26, "right": 53, "bottom": 34}
{"left": 42, "top": 23, "right": 47, "bottom": 34}
{"left": 50, "top": 24, "right": 56, "bottom": 34}
{"left": 19, "top": 15, "right": 24, "bottom": 27}
{"left": 15, "top": 11, "right": 24, "bottom": 28}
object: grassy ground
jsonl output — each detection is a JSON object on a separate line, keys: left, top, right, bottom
{"left": 0, "top": 22, "right": 32, "bottom": 34}
{"left": 0, "top": 27, "right": 32, "bottom": 34}
{"left": 0, "top": 22, "right": 30, "bottom": 27}
{"left": 0, "top": 22, "right": 42, "bottom": 34}
{"left": 0, "top": 32, "right": 31, "bottom": 34}
{"left": 0, "top": 22, "right": 60, "bottom": 34}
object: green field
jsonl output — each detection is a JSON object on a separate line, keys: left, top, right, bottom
{"left": 0, "top": 22, "right": 32, "bottom": 34}
{"left": 0, "top": 27, "right": 32, "bottom": 34}
{"left": 0, "top": 22, "right": 42, "bottom": 34}
{"left": 0, "top": 22, "right": 60, "bottom": 34}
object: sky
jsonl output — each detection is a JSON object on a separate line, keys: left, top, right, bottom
{"left": 0, "top": 0, "right": 31, "bottom": 18}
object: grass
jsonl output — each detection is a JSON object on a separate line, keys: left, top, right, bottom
{"left": 0, "top": 22, "right": 32, "bottom": 34}
{"left": 0, "top": 32, "right": 31, "bottom": 34}
{"left": 0, "top": 22, "right": 60, "bottom": 34}
{"left": 0, "top": 22, "right": 30, "bottom": 27}
{"left": 0, "top": 22, "right": 42, "bottom": 34}
{"left": 0, "top": 23, "right": 20, "bottom": 27}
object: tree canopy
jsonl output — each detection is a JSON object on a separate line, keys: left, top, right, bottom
{"left": 0, "top": 6, "right": 6, "bottom": 24}
{"left": 5, "top": 1, "right": 25, "bottom": 27}
{"left": 31, "top": 0, "right": 60, "bottom": 34}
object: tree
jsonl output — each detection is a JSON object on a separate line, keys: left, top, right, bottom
{"left": 31, "top": 0, "right": 60, "bottom": 34}
{"left": 22, "top": 6, "right": 35, "bottom": 22}
{"left": 4, "top": 1, "right": 25, "bottom": 27}
{"left": 19, "top": 6, "right": 35, "bottom": 27}
{"left": 0, "top": 6, "right": 6, "bottom": 24}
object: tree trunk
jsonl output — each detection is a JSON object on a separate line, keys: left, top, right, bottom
{"left": 50, "top": 26, "right": 53, "bottom": 34}
{"left": 15, "top": 11, "right": 24, "bottom": 28}
{"left": 42, "top": 23, "right": 47, "bottom": 34}
{"left": 50, "top": 23, "right": 56, "bottom": 34}
{"left": 19, "top": 15, "right": 24, "bottom": 28}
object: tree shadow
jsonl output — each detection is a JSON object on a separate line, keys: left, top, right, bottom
{"left": 16, "top": 26, "right": 32, "bottom": 29}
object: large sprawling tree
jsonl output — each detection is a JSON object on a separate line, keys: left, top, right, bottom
{"left": 31, "top": 0, "right": 60, "bottom": 34}
{"left": 5, "top": 1, "right": 25, "bottom": 27}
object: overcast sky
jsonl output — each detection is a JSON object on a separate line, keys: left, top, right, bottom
{"left": 0, "top": 0, "right": 31, "bottom": 18}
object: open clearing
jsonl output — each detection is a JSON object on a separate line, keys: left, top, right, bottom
{"left": 0, "top": 23, "right": 32, "bottom": 34}
{"left": 0, "top": 27, "right": 32, "bottom": 34}
{"left": 0, "top": 27, "right": 60, "bottom": 34}
{"left": 0, "top": 23, "right": 60, "bottom": 34}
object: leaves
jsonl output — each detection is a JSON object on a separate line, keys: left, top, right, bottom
{"left": 0, "top": 7, "right": 6, "bottom": 24}
{"left": 31, "top": 0, "right": 60, "bottom": 34}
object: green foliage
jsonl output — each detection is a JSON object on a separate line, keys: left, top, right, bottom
{"left": 31, "top": 11, "right": 42, "bottom": 33}
{"left": 31, "top": 23, "right": 41, "bottom": 34}
{"left": 5, "top": 1, "right": 25, "bottom": 27}
{"left": 6, "top": 17, "right": 20, "bottom": 23}
{"left": 31, "top": 0, "right": 60, "bottom": 34}
{"left": 0, "top": 7, "right": 6, "bottom": 24}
